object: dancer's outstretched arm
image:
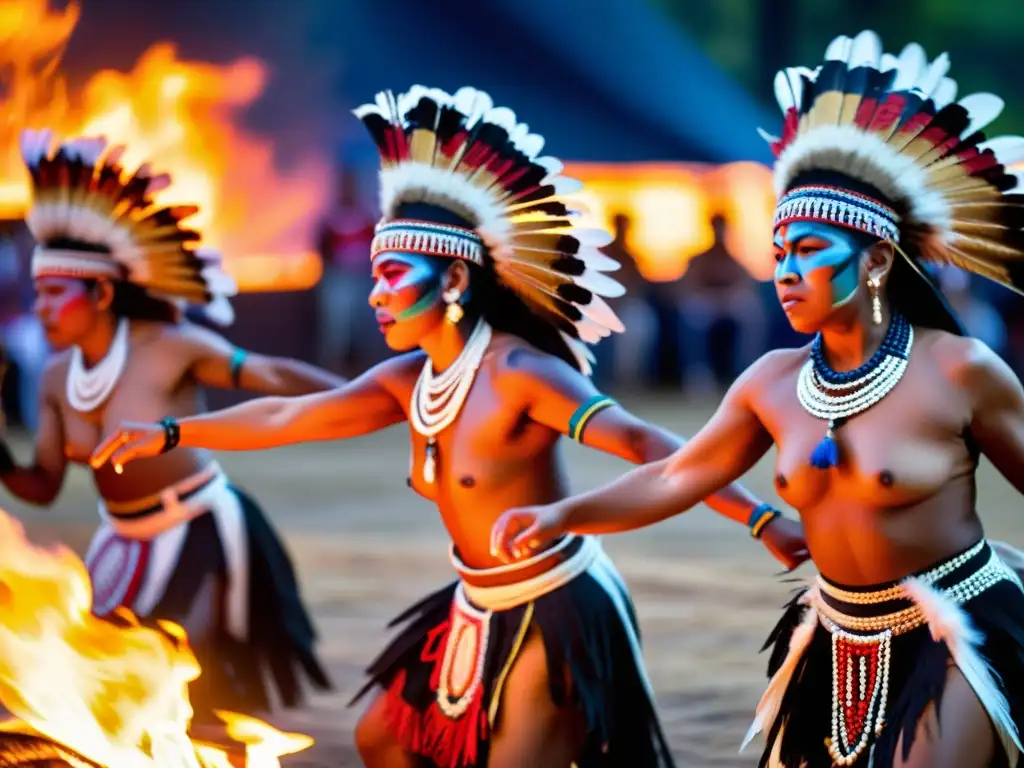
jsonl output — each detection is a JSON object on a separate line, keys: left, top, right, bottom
{"left": 492, "top": 355, "right": 776, "bottom": 561}
{"left": 90, "top": 352, "right": 421, "bottom": 469}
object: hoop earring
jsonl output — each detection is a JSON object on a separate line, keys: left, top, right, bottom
{"left": 442, "top": 289, "right": 463, "bottom": 325}
{"left": 868, "top": 276, "right": 882, "bottom": 325}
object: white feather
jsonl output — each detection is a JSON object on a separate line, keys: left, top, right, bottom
{"left": 199, "top": 295, "right": 235, "bottom": 327}
{"left": 932, "top": 78, "right": 958, "bottom": 110}
{"left": 893, "top": 42, "right": 927, "bottom": 91}
{"left": 578, "top": 293, "right": 625, "bottom": 333}
{"left": 200, "top": 265, "right": 238, "bottom": 296}
{"left": 959, "top": 93, "right": 1005, "bottom": 137}
{"left": 742, "top": 590, "right": 819, "bottom": 751}
{"left": 576, "top": 246, "right": 622, "bottom": 272}
{"left": 574, "top": 270, "right": 625, "bottom": 298}
{"left": 572, "top": 228, "right": 614, "bottom": 247}
{"left": 484, "top": 106, "right": 517, "bottom": 133}
{"left": 979, "top": 137, "right": 1024, "bottom": 167}
{"left": 824, "top": 34, "right": 852, "bottom": 61}
{"left": 516, "top": 133, "right": 545, "bottom": 159}
{"left": 559, "top": 332, "right": 594, "bottom": 377}
{"left": 758, "top": 127, "right": 781, "bottom": 145}
{"left": 774, "top": 71, "right": 796, "bottom": 113}
{"left": 849, "top": 29, "right": 882, "bottom": 69}
{"left": 918, "top": 53, "right": 951, "bottom": 100}
{"left": 902, "top": 576, "right": 1022, "bottom": 761}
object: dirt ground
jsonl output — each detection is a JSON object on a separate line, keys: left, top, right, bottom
{"left": 6, "top": 393, "right": 1024, "bottom": 767}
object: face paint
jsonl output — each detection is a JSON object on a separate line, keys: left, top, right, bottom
{"left": 774, "top": 220, "right": 864, "bottom": 307}
{"left": 373, "top": 252, "right": 445, "bottom": 321}
{"left": 55, "top": 291, "right": 92, "bottom": 321}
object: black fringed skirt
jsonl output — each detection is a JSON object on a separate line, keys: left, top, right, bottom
{"left": 86, "top": 469, "right": 331, "bottom": 720}
{"left": 750, "top": 539, "right": 1024, "bottom": 768}
{"left": 350, "top": 535, "right": 674, "bottom": 768}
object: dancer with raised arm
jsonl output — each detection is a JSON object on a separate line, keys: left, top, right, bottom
{"left": 91, "top": 85, "right": 807, "bottom": 767}
{"left": 492, "top": 31, "right": 1024, "bottom": 768}
{"left": 0, "top": 131, "right": 339, "bottom": 719}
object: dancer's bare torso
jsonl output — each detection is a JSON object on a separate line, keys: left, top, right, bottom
{"left": 749, "top": 327, "right": 987, "bottom": 585}
{"left": 41, "top": 322, "right": 222, "bottom": 504}
{"left": 377, "top": 332, "right": 611, "bottom": 570}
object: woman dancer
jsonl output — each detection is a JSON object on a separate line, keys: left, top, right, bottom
{"left": 91, "top": 86, "right": 808, "bottom": 768}
{"left": 492, "top": 30, "right": 1024, "bottom": 768}
{"left": 0, "top": 130, "right": 338, "bottom": 719}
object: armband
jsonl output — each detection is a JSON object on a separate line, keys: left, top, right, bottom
{"left": 748, "top": 503, "right": 781, "bottom": 539}
{"left": 568, "top": 395, "right": 616, "bottom": 443}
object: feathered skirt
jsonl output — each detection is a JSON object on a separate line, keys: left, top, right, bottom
{"left": 746, "top": 539, "right": 1024, "bottom": 768}
{"left": 85, "top": 462, "right": 331, "bottom": 719}
{"left": 350, "top": 534, "right": 674, "bottom": 768}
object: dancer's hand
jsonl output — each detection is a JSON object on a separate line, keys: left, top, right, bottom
{"left": 90, "top": 422, "right": 167, "bottom": 474}
{"left": 490, "top": 501, "right": 571, "bottom": 562}
{"left": 760, "top": 516, "right": 810, "bottom": 571}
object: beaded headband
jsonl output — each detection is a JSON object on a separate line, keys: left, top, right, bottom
{"left": 31, "top": 247, "right": 123, "bottom": 280}
{"left": 370, "top": 220, "right": 485, "bottom": 266}
{"left": 773, "top": 185, "right": 901, "bottom": 244}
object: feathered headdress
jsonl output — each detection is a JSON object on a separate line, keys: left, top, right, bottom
{"left": 21, "top": 129, "right": 237, "bottom": 325}
{"left": 760, "top": 30, "right": 1024, "bottom": 292}
{"left": 354, "top": 85, "right": 625, "bottom": 374}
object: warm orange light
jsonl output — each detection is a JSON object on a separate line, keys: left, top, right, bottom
{"left": 565, "top": 161, "right": 775, "bottom": 283}
{"left": 0, "top": 506, "right": 313, "bottom": 766}
{"left": 0, "top": 0, "right": 326, "bottom": 292}
{"left": 705, "top": 162, "right": 776, "bottom": 281}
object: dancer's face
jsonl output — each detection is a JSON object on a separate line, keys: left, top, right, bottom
{"left": 369, "top": 252, "right": 447, "bottom": 350}
{"left": 773, "top": 220, "right": 865, "bottom": 334}
{"left": 33, "top": 277, "right": 107, "bottom": 349}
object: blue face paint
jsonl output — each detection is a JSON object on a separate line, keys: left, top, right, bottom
{"left": 773, "top": 220, "right": 863, "bottom": 307}
{"left": 373, "top": 252, "right": 445, "bottom": 321}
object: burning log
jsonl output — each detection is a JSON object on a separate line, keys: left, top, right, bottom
{"left": 0, "top": 724, "right": 254, "bottom": 768}
{"left": 0, "top": 730, "right": 99, "bottom": 768}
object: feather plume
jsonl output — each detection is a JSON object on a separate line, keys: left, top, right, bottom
{"left": 355, "top": 86, "right": 624, "bottom": 367}
{"left": 763, "top": 30, "right": 1024, "bottom": 295}
{"left": 741, "top": 587, "right": 819, "bottom": 751}
{"left": 903, "top": 576, "right": 1022, "bottom": 760}
{"left": 22, "top": 129, "right": 236, "bottom": 321}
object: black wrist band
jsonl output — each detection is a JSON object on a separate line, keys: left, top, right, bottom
{"left": 0, "top": 440, "right": 14, "bottom": 475}
{"left": 159, "top": 417, "right": 181, "bottom": 453}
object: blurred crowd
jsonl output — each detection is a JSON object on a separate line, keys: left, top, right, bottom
{"left": 311, "top": 167, "right": 1017, "bottom": 395}
{"left": 0, "top": 165, "right": 1016, "bottom": 432}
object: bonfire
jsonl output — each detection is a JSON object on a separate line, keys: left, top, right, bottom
{"left": 0, "top": 507, "right": 313, "bottom": 767}
{"left": 0, "top": 0, "right": 325, "bottom": 292}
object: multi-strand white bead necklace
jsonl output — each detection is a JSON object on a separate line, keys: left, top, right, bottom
{"left": 409, "top": 319, "right": 492, "bottom": 484}
{"left": 797, "top": 313, "right": 913, "bottom": 469}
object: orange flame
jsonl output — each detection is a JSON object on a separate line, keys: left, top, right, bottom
{"left": 0, "top": 0, "right": 325, "bottom": 292}
{"left": 0, "top": 507, "right": 313, "bottom": 766}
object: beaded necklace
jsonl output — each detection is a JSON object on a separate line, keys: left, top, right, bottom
{"left": 797, "top": 313, "right": 913, "bottom": 469}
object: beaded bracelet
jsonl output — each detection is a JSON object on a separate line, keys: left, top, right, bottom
{"left": 159, "top": 417, "right": 181, "bottom": 453}
{"left": 748, "top": 502, "right": 781, "bottom": 539}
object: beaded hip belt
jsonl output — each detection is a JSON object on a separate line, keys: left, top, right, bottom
{"left": 813, "top": 540, "right": 1020, "bottom": 765}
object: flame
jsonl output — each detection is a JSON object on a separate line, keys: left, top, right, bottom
{"left": 0, "top": 508, "right": 313, "bottom": 767}
{"left": 0, "top": 0, "right": 325, "bottom": 292}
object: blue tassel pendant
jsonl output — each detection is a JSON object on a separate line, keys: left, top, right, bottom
{"left": 809, "top": 421, "right": 840, "bottom": 469}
